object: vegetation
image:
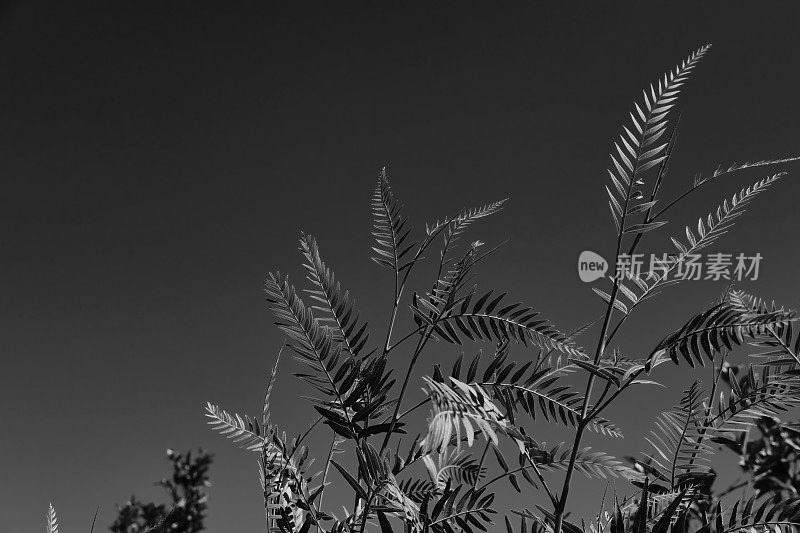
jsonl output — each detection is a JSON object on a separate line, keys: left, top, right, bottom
{"left": 47, "top": 45, "right": 800, "bottom": 532}
{"left": 108, "top": 449, "right": 212, "bottom": 533}
{"left": 201, "top": 45, "right": 800, "bottom": 532}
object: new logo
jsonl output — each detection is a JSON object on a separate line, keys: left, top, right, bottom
{"left": 578, "top": 250, "right": 608, "bottom": 283}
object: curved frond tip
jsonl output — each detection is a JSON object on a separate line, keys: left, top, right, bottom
{"left": 607, "top": 45, "right": 711, "bottom": 232}
{"left": 47, "top": 503, "right": 59, "bottom": 533}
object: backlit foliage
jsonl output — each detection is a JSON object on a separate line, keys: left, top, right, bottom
{"left": 193, "top": 45, "right": 800, "bottom": 533}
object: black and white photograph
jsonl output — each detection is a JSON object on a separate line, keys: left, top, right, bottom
{"left": 3, "top": 3, "right": 800, "bottom": 532}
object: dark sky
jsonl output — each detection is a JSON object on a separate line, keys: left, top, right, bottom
{"left": 1, "top": 2, "right": 800, "bottom": 532}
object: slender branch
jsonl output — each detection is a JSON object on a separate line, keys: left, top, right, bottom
{"left": 379, "top": 327, "right": 435, "bottom": 454}
{"left": 428, "top": 507, "right": 494, "bottom": 528}
{"left": 290, "top": 416, "right": 324, "bottom": 459}
{"left": 649, "top": 155, "right": 800, "bottom": 224}
{"left": 357, "top": 488, "right": 375, "bottom": 533}
{"left": 553, "top": 74, "right": 663, "bottom": 529}
{"left": 383, "top": 216, "right": 453, "bottom": 354}
{"left": 315, "top": 431, "right": 339, "bottom": 531}
{"left": 384, "top": 325, "right": 427, "bottom": 355}
{"left": 383, "top": 262, "right": 401, "bottom": 355}
{"left": 523, "top": 451, "right": 558, "bottom": 506}
{"left": 766, "top": 325, "right": 800, "bottom": 365}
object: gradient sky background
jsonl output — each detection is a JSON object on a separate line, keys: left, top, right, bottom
{"left": 2, "top": 2, "right": 800, "bottom": 532}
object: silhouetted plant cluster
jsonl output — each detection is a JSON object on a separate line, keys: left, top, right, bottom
{"left": 714, "top": 416, "right": 800, "bottom": 501}
{"left": 47, "top": 45, "right": 800, "bottom": 533}
{"left": 200, "top": 45, "right": 800, "bottom": 533}
{"left": 108, "top": 449, "right": 212, "bottom": 533}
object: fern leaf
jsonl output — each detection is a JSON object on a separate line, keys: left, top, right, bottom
{"left": 704, "top": 495, "right": 800, "bottom": 533}
{"left": 487, "top": 369, "right": 623, "bottom": 438}
{"left": 427, "top": 483, "right": 497, "bottom": 532}
{"left": 372, "top": 167, "right": 416, "bottom": 272}
{"left": 299, "top": 233, "right": 371, "bottom": 357}
{"left": 709, "top": 365, "right": 800, "bottom": 432}
{"left": 640, "top": 381, "right": 713, "bottom": 490}
{"left": 205, "top": 402, "right": 268, "bottom": 452}
{"left": 424, "top": 448, "right": 487, "bottom": 489}
{"left": 263, "top": 344, "right": 284, "bottom": 428}
{"left": 422, "top": 377, "right": 507, "bottom": 454}
{"left": 431, "top": 288, "right": 587, "bottom": 358}
{"left": 668, "top": 173, "right": 784, "bottom": 257}
{"left": 535, "top": 442, "right": 639, "bottom": 480}
{"left": 607, "top": 45, "right": 710, "bottom": 232}
{"left": 436, "top": 199, "right": 508, "bottom": 275}
{"left": 694, "top": 154, "right": 800, "bottom": 188}
{"left": 46, "top": 503, "right": 59, "bottom": 533}
{"left": 730, "top": 289, "right": 800, "bottom": 365}
{"left": 647, "top": 299, "right": 797, "bottom": 369}
{"left": 265, "top": 272, "right": 366, "bottom": 428}
{"left": 618, "top": 173, "right": 784, "bottom": 320}
{"left": 398, "top": 477, "right": 438, "bottom": 503}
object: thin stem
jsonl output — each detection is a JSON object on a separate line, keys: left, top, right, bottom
{"left": 357, "top": 489, "right": 375, "bottom": 533}
{"left": 524, "top": 452, "right": 558, "bottom": 506}
{"left": 766, "top": 325, "right": 800, "bottom": 365}
{"left": 379, "top": 328, "right": 434, "bottom": 454}
{"left": 383, "top": 270, "right": 401, "bottom": 355}
{"left": 290, "top": 416, "right": 324, "bottom": 459}
{"left": 385, "top": 325, "right": 426, "bottom": 355}
{"left": 554, "top": 279, "right": 620, "bottom": 529}
{"left": 478, "top": 463, "right": 536, "bottom": 491}
{"left": 315, "top": 432, "right": 339, "bottom": 531}
{"left": 382, "top": 217, "right": 453, "bottom": 354}
{"left": 395, "top": 397, "right": 430, "bottom": 422}
{"left": 553, "top": 94, "right": 659, "bottom": 531}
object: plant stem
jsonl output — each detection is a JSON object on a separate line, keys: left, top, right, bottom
{"left": 553, "top": 107, "right": 654, "bottom": 529}
{"left": 357, "top": 490, "right": 375, "bottom": 533}
{"left": 379, "top": 329, "right": 433, "bottom": 454}
{"left": 382, "top": 218, "right": 453, "bottom": 355}
{"left": 315, "top": 432, "right": 338, "bottom": 532}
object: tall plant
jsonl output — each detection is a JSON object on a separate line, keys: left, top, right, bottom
{"left": 205, "top": 45, "right": 800, "bottom": 533}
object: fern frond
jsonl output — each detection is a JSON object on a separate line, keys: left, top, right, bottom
{"left": 423, "top": 288, "right": 586, "bottom": 359}
{"left": 703, "top": 495, "right": 800, "bottom": 533}
{"left": 436, "top": 344, "right": 620, "bottom": 437}
{"left": 607, "top": 45, "right": 710, "bottom": 233}
{"left": 379, "top": 479, "right": 423, "bottom": 530}
{"left": 264, "top": 272, "right": 366, "bottom": 429}
{"left": 398, "top": 477, "right": 438, "bottom": 503}
{"left": 205, "top": 402, "right": 269, "bottom": 452}
{"left": 668, "top": 173, "right": 784, "bottom": 257}
{"left": 647, "top": 298, "right": 797, "bottom": 369}
{"left": 427, "top": 483, "right": 497, "bottom": 532}
{"left": 299, "top": 233, "right": 371, "bottom": 357}
{"left": 371, "top": 167, "right": 416, "bottom": 272}
{"left": 436, "top": 199, "right": 508, "bottom": 274}
{"left": 264, "top": 272, "right": 338, "bottom": 380}
{"left": 694, "top": 154, "right": 800, "bottom": 187}
{"left": 535, "top": 442, "right": 639, "bottom": 480}
{"left": 263, "top": 344, "right": 284, "bottom": 428}
{"left": 729, "top": 289, "right": 800, "bottom": 365}
{"left": 708, "top": 365, "right": 800, "bottom": 432}
{"left": 411, "top": 240, "right": 485, "bottom": 334}
{"left": 487, "top": 369, "right": 623, "bottom": 438}
{"left": 641, "top": 381, "right": 713, "bottom": 490}
{"left": 619, "top": 173, "right": 785, "bottom": 319}
{"left": 422, "top": 377, "right": 507, "bottom": 454}
{"left": 423, "top": 447, "right": 486, "bottom": 490}
{"left": 46, "top": 503, "right": 59, "bottom": 533}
